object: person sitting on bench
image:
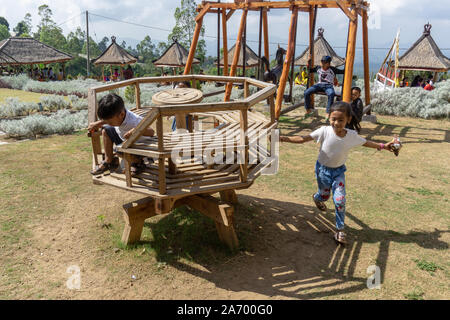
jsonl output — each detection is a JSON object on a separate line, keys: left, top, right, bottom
{"left": 304, "top": 55, "right": 344, "bottom": 118}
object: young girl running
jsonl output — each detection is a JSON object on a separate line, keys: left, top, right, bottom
{"left": 280, "top": 102, "right": 396, "bottom": 244}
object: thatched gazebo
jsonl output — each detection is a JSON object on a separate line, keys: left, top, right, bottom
{"left": 219, "top": 43, "right": 260, "bottom": 74}
{"left": 397, "top": 23, "right": 450, "bottom": 73}
{"left": 153, "top": 38, "right": 200, "bottom": 74}
{"left": 0, "top": 37, "right": 72, "bottom": 78}
{"left": 92, "top": 36, "right": 138, "bottom": 81}
{"left": 294, "top": 28, "right": 345, "bottom": 68}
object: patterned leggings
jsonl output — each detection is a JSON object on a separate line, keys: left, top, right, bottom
{"left": 313, "top": 161, "right": 347, "bottom": 230}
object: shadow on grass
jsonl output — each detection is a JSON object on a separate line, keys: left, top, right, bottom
{"left": 129, "top": 194, "right": 448, "bottom": 299}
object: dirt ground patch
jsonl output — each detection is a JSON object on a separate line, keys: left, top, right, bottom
{"left": 0, "top": 111, "right": 449, "bottom": 300}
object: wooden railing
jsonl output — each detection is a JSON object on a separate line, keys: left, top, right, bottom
{"left": 88, "top": 75, "right": 277, "bottom": 197}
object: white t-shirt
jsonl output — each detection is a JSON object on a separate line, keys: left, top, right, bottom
{"left": 116, "top": 109, "right": 143, "bottom": 140}
{"left": 310, "top": 126, "right": 367, "bottom": 168}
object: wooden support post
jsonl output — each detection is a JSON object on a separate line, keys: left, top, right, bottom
{"left": 269, "top": 95, "right": 276, "bottom": 124}
{"left": 275, "top": 6, "right": 298, "bottom": 119}
{"left": 224, "top": 9, "right": 248, "bottom": 102}
{"left": 307, "top": 6, "right": 317, "bottom": 109}
{"left": 121, "top": 197, "right": 156, "bottom": 245}
{"left": 88, "top": 89, "right": 98, "bottom": 124}
{"left": 220, "top": 190, "right": 238, "bottom": 205}
{"left": 262, "top": 8, "right": 270, "bottom": 68}
{"left": 184, "top": 17, "right": 203, "bottom": 75}
{"left": 257, "top": 8, "right": 263, "bottom": 80}
{"left": 156, "top": 116, "right": 166, "bottom": 195}
{"left": 124, "top": 153, "right": 133, "bottom": 187}
{"left": 342, "top": 7, "right": 358, "bottom": 103}
{"left": 90, "top": 131, "right": 102, "bottom": 168}
{"left": 244, "top": 80, "right": 250, "bottom": 98}
{"left": 221, "top": 9, "right": 229, "bottom": 76}
{"left": 135, "top": 82, "right": 141, "bottom": 110}
{"left": 239, "top": 109, "right": 248, "bottom": 183}
{"left": 362, "top": 9, "right": 371, "bottom": 108}
{"left": 288, "top": 9, "right": 299, "bottom": 103}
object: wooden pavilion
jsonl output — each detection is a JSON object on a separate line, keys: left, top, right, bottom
{"left": 219, "top": 43, "right": 260, "bottom": 75}
{"left": 376, "top": 23, "right": 449, "bottom": 91}
{"left": 92, "top": 36, "right": 138, "bottom": 81}
{"left": 294, "top": 27, "right": 345, "bottom": 68}
{"left": 182, "top": 0, "right": 371, "bottom": 119}
{"left": 0, "top": 37, "right": 72, "bottom": 78}
{"left": 153, "top": 38, "right": 200, "bottom": 75}
{"left": 397, "top": 23, "right": 450, "bottom": 76}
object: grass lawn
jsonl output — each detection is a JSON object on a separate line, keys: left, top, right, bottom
{"left": 0, "top": 109, "right": 448, "bottom": 300}
{"left": 0, "top": 89, "right": 46, "bottom": 104}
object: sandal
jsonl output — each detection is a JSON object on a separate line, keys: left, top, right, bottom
{"left": 334, "top": 231, "right": 347, "bottom": 245}
{"left": 90, "top": 158, "right": 119, "bottom": 175}
{"left": 313, "top": 194, "right": 327, "bottom": 212}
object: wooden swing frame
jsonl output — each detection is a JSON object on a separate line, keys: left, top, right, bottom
{"left": 183, "top": 0, "right": 371, "bottom": 118}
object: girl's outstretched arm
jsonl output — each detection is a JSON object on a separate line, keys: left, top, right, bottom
{"left": 280, "top": 135, "right": 314, "bottom": 144}
{"left": 363, "top": 139, "right": 395, "bottom": 151}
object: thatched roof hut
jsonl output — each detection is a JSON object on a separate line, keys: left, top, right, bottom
{"left": 397, "top": 24, "right": 450, "bottom": 72}
{"left": 153, "top": 39, "right": 200, "bottom": 68}
{"left": 0, "top": 37, "right": 72, "bottom": 66}
{"left": 219, "top": 43, "right": 260, "bottom": 68}
{"left": 294, "top": 28, "right": 345, "bottom": 68}
{"left": 92, "top": 36, "right": 138, "bottom": 66}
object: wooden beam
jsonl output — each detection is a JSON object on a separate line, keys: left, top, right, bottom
{"left": 224, "top": 9, "right": 248, "bottom": 101}
{"left": 336, "top": 0, "right": 357, "bottom": 21}
{"left": 262, "top": 8, "right": 270, "bottom": 66}
{"left": 195, "top": 3, "right": 211, "bottom": 22}
{"left": 226, "top": 9, "right": 235, "bottom": 21}
{"left": 362, "top": 8, "right": 371, "bottom": 107}
{"left": 121, "top": 197, "right": 157, "bottom": 245}
{"left": 275, "top": 6, "right": 298, "bottom": 119}
{"left": 135, "top": 82, "right": 141, "bottom": 110}
{"left": 222, "top": 9, "right": 229, "bottom": 76}
{"left": 120, "top": 108, "right": 159, "bottom": 149}
{"left": 342, "top": 7, "right": 358, "bottom": 103}
{"left": 184, "top": 17, "right": 203, "bottom": 75}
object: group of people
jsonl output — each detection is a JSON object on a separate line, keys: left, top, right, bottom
{"left": 88, "top": 56, "right": 398, "bottom": 246}
{"left": 401, "top": 75, "right": 436, "bottom": 91}
{"left": 103, "top": 65, "right": 134, "bottom": 82}
{"left": 30, "top": 67, "right": 64, "bottom": 81}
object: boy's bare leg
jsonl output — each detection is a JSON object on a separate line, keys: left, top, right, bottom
{"left": 102, "top": 129, "right": 115, "bottom": 164}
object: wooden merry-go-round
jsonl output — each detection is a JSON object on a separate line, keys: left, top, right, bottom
{"left": 88, "top": 0, "right": 372, "bottom": 251}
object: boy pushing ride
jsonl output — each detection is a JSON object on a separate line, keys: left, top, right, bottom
{"left": 88, "top": 93, "right": 155, "bottom": 176}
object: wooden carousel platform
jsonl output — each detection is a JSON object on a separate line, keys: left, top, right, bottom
{"left": 88, "top": 75, "right": 277, "bottom": 250}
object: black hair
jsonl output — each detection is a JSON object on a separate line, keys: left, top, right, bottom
{"left": 330, "top": 101, "right": 361, "bottom": 133}
{"left": 97, "top": 93, "right": 125, "bottom": 120}
{"left": 351, "top": 86, "right": 361, "bottom": 93}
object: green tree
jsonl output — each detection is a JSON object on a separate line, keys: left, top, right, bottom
{"left": 13, "top": 14, "right": 32, "bottom": 37}
{"left": 82, "top": 36, "right": 101, "bottom": 57}
{"left": 168, "top": 0, "right": 206, "bottom": 64}
{"left": 0, "top": 17, "right": 9, "bottom": 30}
{"left": 0, "top": 25, "right": 11, "bottom": 41}
{"left": 98, "top": 36, "right": 109, "bottom": 53}
{"left": 66, "top": 27, "right": 86, "bottom": 54}
{"left": 34, "top": 5, "right": 67, "bottom": 50}
{"left": 136, "top": 36, "right": 157, "bottom": 63}
{"left": 13, "top": 21, "right": 29, "bottom": 37}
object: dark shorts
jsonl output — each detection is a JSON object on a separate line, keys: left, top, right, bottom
{"left": 103, "top": 125, "right": 123, "bottom": 145}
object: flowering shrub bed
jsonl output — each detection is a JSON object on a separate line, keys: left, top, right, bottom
{"left": 0, "top": 110, "right": 88, "bottom": 139}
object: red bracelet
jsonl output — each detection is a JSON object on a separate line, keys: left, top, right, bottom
{"left": 378, "top": 143, "right": 384, "bottom": 151}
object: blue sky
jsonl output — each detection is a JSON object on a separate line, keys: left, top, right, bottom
{"left": 2, "top": 0, "right": 449, "bottom": 63}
